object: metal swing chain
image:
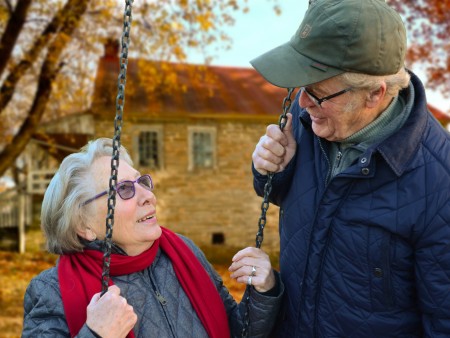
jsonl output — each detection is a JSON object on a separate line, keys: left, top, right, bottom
{"left": 101, "top": 0, "right": 134, "bottom": 296}
{"left": 241, "top": 87, "right": 295, "bottom": 337}
{"left": 98, "top": 0, "right": 294, "bottom": 332}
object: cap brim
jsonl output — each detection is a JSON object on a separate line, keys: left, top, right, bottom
{"left": 250, "top": 42, "right": 344, "bottom": 88}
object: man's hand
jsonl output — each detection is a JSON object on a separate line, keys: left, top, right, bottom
{"left": 252, "top": 113, "right": 296, "bottom": 175}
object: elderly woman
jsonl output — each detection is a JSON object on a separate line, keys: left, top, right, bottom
{"left": 22, "top": 138, "right": 283, "bottom": 338}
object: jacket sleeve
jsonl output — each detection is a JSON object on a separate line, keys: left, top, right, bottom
{"left": 416, "top": 187, "right": 450, "bottom": 337}
{"left": 225, "top": 271, "right": 284, "bottom": 338}
{"left": 180, "top": 236, "right": 284, "bottom": 338}
{"left": 22, "top": 269, "right": 97, "bottom": 338}
{"left": 252, "top": 158, "right": 296, "bottom": 207}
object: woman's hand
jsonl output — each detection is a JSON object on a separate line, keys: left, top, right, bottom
{"left": 252, "top": 113, "right": 296, "bottom": 175}
{"left": 229, "top": 247, "right": 276, "bottom": 293}
{"left": 86, "top": 285, "right": 137, "bottom": 338}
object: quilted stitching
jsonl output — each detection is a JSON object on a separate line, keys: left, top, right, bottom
{"left": 254, "top": 73, "right": 450, "bottom": 337}
{"left": 22, "top": 236, "right": 283, "bottom": 337}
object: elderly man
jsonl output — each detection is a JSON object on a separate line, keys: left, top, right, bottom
{"left": 251, "top": 0, "right": 450, "bottom": 337}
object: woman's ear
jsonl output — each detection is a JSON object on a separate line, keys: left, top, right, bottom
{"left": 77, "top": 226, "right": 97, "bottom": 241}
{"left": 366, "top": 82, "right": 387, "bottom": 108}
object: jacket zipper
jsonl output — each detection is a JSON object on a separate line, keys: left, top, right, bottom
{"left": 149, "top": 276, "right": 168, "bottom": 306}
{"left": 155, "top": 289, "right": 167, "bottom": 305}
{"left": 332, "top": 149, "right": 343, "bottom": 178}
{"left": 148, "top": 272, "right": 176, "bottom": 337}
{"left": 336, "top": 150, "right": 342, "bottom": 167}
{"left": 318, "top": 137, "right": 331, "bottom": 186}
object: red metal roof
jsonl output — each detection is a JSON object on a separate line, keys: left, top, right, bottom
{"left": 428, "top": 104, "right": 450, "bottom": 125}
{"left": 92, "top": 56, "right": 297, "bottom": 121}
{"left": 91, "top": 52, "right": 449, "bottom": 125}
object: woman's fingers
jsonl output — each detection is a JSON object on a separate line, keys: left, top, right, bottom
{"left": 86, "top": 285, "right": 137, "bottom": 338}
{"left": 229, "top": 247, "right": 276, "bottom": 292}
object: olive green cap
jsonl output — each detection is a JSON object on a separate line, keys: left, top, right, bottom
{"left": 250, "top": 0, "right": 407, "bottom": 88}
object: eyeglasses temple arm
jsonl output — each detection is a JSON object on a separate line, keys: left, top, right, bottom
{"left": 80, "top": 190, "right": 108, "bottom": 207}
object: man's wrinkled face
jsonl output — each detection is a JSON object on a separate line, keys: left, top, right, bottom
{"left": 299, "top": 78, "right": 368, "bottom": 141}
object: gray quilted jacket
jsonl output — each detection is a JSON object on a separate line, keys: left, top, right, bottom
{"left": 22, "top": 236, "right": 283, "bottom": 337}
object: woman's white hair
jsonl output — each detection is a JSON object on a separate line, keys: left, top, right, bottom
{"left": 41, "top": 138, "right": 133, "bottom": 254}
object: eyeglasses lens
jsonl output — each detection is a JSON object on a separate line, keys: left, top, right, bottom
{"left": 303, "top": 88, "right": 320, "bottom": 107}
{"left": 138, "top": 175, "right": 153, "bottom": 190}
{"left": 117, "top": 181, "right": 135, "bottom": 200}
{"left": 115, "top": 175, "right": 154, "bottom": 200}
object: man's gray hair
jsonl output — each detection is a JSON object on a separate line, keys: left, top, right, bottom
{"left": 41, "top": 138, "right": 133, "bottom": 254}
{"left": 339, "top": 67, "right": 411, "bottom": 97}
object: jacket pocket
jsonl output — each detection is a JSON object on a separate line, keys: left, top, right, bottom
{"left": 368, "top": 226, "right": 394, "bottom": 311}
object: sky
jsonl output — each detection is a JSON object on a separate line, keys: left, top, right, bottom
{"left": 188, "top": 0, "right": 307, "bottom": 68}
{"left": 187, "top": 0, "right": 449, "bottom": 112}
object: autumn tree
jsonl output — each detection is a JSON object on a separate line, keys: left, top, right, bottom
{"left": 0, "top": 0, "right": 281, "bottom": 177}
{"left": 389, "top": 0, "right": 450, "bottom": 101}
{"left": 0, "top": 0, "right": 447, "bottom": 178}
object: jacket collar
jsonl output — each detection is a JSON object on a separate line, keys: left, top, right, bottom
{"left": 299, "top": 71, "right": 428, "bottom": 177}
{"left": 375, "top": 72, "right": 427, "bottom": 176}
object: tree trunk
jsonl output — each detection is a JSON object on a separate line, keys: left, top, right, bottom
{"left": 0, "top": 0, "right": 90, "bottom": 176}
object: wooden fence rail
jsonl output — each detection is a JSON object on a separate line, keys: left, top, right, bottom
{"left": 0, "top": 189, "right": 20, "bottom": 228}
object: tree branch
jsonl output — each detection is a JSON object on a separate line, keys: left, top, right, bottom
{"left": 0, "top": 0, "right": 33, "bottom": 74}
{"left": 0, "top": 0, "right": 87, "bottom": 112}
{"left": 0, "top": 0, "right": 89, "bottom": 176}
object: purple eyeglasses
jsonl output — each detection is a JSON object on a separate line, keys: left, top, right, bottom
{"left": 80, "top": 174, "right": 154, "bottom": 206}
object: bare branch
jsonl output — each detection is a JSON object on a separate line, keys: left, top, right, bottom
{"left": 0, "top": 0, "right": 82, "bottom": 112}
{"left": 0, "top": 0, "right": 33, "bottom": 74}
{"left": 0, "top": 0, "right": 89, "bottom": 176}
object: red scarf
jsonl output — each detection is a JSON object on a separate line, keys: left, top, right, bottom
{"left": 58, "top": 227, "right": 230, "bottom": 338}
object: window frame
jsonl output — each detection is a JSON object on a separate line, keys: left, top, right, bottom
{"left": 187, "top": 126, "right": 217, "bottom": 171}
{"left": 133, "top": 125, "right": 164, "bottom": 171}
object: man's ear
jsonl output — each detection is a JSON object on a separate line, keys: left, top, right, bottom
{"left": 366, "top": 82, "right": 387, "bottom": 108}
{"left": 77, "top": 226, "right": 97, "bottom": 241}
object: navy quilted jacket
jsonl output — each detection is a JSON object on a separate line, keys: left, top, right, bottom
{"left": 253, "top": 73, "right": 450, "bottom": 337}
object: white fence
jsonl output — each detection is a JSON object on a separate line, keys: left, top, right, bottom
{"left": 27, "top": 169, "right": 55, "bottom": 194}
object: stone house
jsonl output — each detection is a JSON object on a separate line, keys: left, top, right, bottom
{"left": 3, "top": 42, "right": 449, "bottom": 254}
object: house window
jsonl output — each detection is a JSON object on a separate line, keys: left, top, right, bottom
{"left": 188, "top": 126, "right": 216, "bottom": 170}
{"left": 193, "top": 132, "right": 213, "bottom": 167}
{"left": 134, "top": 127, "right": 163, "bottom": 170}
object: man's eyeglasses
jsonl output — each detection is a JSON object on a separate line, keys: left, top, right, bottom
{"left": 81, "top": 174, "right": 154, "bottom": 206}
{"left": 301, "top": 86, "right": 352, "bottom": 107}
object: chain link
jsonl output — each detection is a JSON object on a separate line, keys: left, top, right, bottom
{"left": 101, "top": 0, "right": 293, "bottom": 329}
{"left": 101, "top": 0, "right": 133, "bottom": 296}
{"left": 241, "top": 87, "right": 295, "bottom": 337}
